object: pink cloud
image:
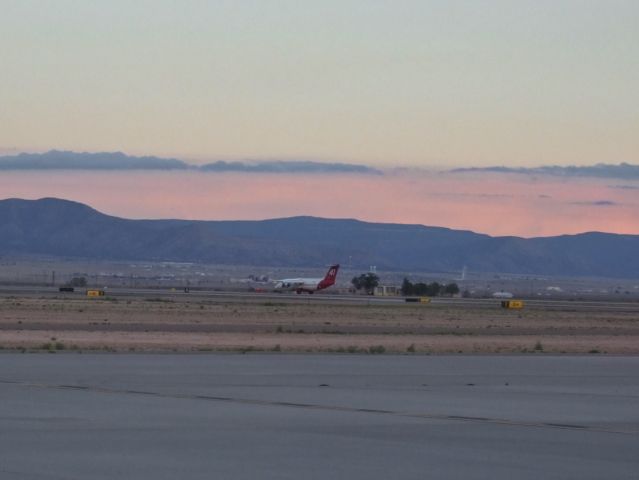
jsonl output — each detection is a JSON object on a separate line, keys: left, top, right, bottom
{"left": 1, "top": 170, "right": 637, "bottom": 237}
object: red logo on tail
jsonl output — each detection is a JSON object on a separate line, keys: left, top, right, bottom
{"left": 318, "top": 264, "right": 339, "bottom": 290}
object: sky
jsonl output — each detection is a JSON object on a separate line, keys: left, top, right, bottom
{"left": 1, "top": 169, "right": 637, "bottom": 237}
{"left": 0, "top": 1, "right": 637, "bottom": 236}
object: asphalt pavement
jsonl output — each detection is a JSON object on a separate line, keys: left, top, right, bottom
{"left": 2, "top": 354, "right": 638, "bottom": 479}
{"left": 1, "top": 284, "right": 639, "bottom": 312}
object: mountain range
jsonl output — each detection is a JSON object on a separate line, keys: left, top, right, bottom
{"left": 0, "top": 198, "right": 637, "bottom": 278}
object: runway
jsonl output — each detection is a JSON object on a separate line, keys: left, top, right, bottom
{"left": 2, "top": 354, "right": 638, "bottom": 479}
{"left": 1, "top": 284, "right": 639, "bottom": 313}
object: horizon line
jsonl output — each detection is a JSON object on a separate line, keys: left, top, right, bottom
{"left": 1, "top": 196, "right": 632, "bottom": 241}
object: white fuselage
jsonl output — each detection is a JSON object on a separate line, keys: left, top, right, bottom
{"left": 274, "top": 277, "right": 322, "bottom": 292}
{"left": 273, "top": 265, "right": 339, "bottom": 294}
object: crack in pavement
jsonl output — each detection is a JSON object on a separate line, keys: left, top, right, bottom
{"left": 2, "top": 379, "right": 636, "bottom": 435}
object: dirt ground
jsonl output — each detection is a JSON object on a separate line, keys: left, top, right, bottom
{"left": 1, "top": 294, "right": 638, "bottom": 354}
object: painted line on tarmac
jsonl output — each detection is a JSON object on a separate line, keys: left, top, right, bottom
{"left": 2, "top": 379, "right": 637, "bottom": 436}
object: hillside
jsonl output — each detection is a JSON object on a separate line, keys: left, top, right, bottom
{"left": 0, "top": 198, "right": 637, "bottom": 278}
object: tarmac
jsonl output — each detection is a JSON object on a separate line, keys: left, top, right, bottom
{"left": 3, "top": 284, "right": 639, "bottom": 313}
{"left": 2, "top": 354, "right": 638, "bottom": 479}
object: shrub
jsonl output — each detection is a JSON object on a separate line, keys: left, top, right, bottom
{"left": 368, "top": 345, "right": 386, "bottom": 355}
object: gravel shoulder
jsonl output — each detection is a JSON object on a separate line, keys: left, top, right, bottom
{"left": 1, "top": 295, "right": 637, "bottom": 354}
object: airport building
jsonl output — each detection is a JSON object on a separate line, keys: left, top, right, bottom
{"left": 374, "top": 285, "right": 401, "bottom": 296}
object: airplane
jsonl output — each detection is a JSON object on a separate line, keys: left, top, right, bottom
{"left": 492, "top": 291, "right": 514, "bottom": 299}
{"left": 273, "top": 264, "right": 340, "bottom": 294}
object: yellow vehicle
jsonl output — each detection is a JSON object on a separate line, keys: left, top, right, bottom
{"left": 501, "top": 300, "right": 524, "bottom": 309}
{"left": 86, "top": 289, "right": 105, "bottom": 297}
{"left": 405, "top": 297, "right": 431, "bottom": 304}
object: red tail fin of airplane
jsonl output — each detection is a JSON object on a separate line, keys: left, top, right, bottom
{"left": 317, "top": 264, "right": 339, "bottom": 290}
